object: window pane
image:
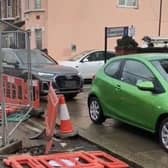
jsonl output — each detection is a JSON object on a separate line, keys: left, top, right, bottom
{"left": 152, "top": 60, "right": 168, "bottom": 81}
{"left": 35, "top": 0, "right": 41, "bottom": 9}
{"left": 118, "top": 0, "right": 137, "bottom": 7}
{"left": 87, "top": 53, "right": 97, "bottom": 62}
{"left": 105, "top": 61, "right": 121, "bottom": 78}
{"left": 88, "top": 52, "right": 106, "bottom": 61}
{"left": 119, "top": 0, "right": 125, "bottom": 5}
{"left": 8, "top": 0, "right": 12, "bottom": 6}
{"left": 121, "top": 60, "right": 154, "bottom": 85}
{"left": 35, "top": 29, "right": 42, "bottom": 49}
{"left": 6, "top": 0, "right": 13, "bottom": 17}
{"left": 3, "top": 50, "right": 18, "bottom": 63}
{"left": 96, "top": 52, "right": 104, "bottom": 61}
{"left": 106, "top": 52, "right": 115, "bottom": 59}
{"left": 127, "top": 0, "right": 137, "bottom": 6}
{"left": 25, "top": 0, "right": 30, "bottom": 10}
{"left": 15, "top": 50, "right": 54, "bottom": 64}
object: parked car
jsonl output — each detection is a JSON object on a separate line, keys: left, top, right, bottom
{"left": 1, "top": 48, "right": 83, "bottom": 98}
{"left": 59, "top": 50, "right": 116, "bottom": 80}
{"left": 88, "top": 53, "right": 168, "bottom": 152}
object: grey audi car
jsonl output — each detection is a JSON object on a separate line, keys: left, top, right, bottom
{"left": 1, "top": 48, "right": 83, "bottom": 98}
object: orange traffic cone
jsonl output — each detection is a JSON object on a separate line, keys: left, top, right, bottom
{"left": 56, "top": 95, "right": 78, "bottom": 138}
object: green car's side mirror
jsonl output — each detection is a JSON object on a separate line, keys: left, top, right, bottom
{"left": 136, "top": 80, "right": 154, "bottom": 91}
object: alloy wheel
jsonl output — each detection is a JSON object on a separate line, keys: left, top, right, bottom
{"left": 88, "top": 96, "right": 105, "bottom": 124}
{"left": 161, "top": 121, "right": 168, "bottom": 150}
{"left": 90, "top": 99, "right": 100, "bottom": 121}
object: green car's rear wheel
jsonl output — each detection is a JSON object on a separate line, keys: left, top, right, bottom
{"left": 159, "top": 118, "right": 168, "bottom": 152}
{"left": 88, "top": 96, "right": 106, "bottom": 124}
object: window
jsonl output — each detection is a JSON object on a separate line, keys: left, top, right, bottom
{"left": 1, "top": 0, "right": 13, "bottom": 18}
{"left": 118, "top": 0, "right": 138, "bottom": 8}
{"left": 7, "top": 0, "right": 12, "bottom": 7}
{"left": 87, "top": 51, "right": 108, "bottom": 62}
{"left": 105, "top": 61, "right": 121, "bottom": 79}
{"left": 16, "top": 0, "right": 20, "bottom": 16}
{"left": 35, "top": 29, "right": 42, "bottom": 49}
{"left": 35, "top": 0, "right": 41, "bottom": 9}
{"left": 6, "top": 0, "right": 13, "bottom": 17}
{"left": 152, "top": 59, "right": 168, "bottom": 81}
{"left": 25, "top": 0, "right": 30, "bottom": 10}
{"left": 14, "top": 50, "right": 54, "bottom": 64}
{"left": 121, "top": 60, "right": 154, "bottom": 85}
{"left": 106, "top": 52, "right": 115, "bottom": 59}
{"left": 83, "top": 51, "right": 115, "bottom": 62}
{"left": 1, "top": 33, "right": 15, "bottom": 48}
{"left": 2, "top": 0, "right": 21, "bottom": 18}
{"left": 2, "top": 50, "right": 18, "bottom": 64}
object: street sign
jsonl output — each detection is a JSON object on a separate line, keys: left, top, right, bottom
{"left": 106, "top": 26, "right": 128, "bottom": 38}
{"left": 104, "top": 26, "right": 135, "bottom": 64}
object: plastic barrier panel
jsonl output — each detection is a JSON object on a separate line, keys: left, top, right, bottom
{"left": 4, "top": 155, "right": 46, "bottom": 168}
{"left": 23, "top": 80, "right": 40, "bottom": 109}
{"left": 44, "top": 84, "right": 59, "bottom": 154}
{"left": 32, "top": 80, "right": 40, "bottom": 109}
{"left": 4, "top": 151, "right": 129, "bottom": 168}
{"left": 85, "top": 151, "right": 129, "bottom": 168}
{"left": 2, "top": 75, "right": 25, "bottom": 105}
{"left": 0, "top": 74, "right": 40, "bottom": 119}
{"left": 36, "top": 151, "right": 102, "bottom": 168}
{"left": 4, "top": 152, "right": 103, "bottom": 168}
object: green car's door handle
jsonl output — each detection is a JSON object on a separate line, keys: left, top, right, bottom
{"left": 115, "top": 84, "right": 121, "bottom": 91}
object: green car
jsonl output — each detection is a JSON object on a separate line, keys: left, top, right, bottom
{"left": 88, "top": 53, "right": 168, "bottom": 152}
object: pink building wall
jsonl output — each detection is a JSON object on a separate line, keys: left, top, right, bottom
{"left": 47, "top": 0, "right": 168, "bottom": 60}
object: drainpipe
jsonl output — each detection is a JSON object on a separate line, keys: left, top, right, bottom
{"left": 158, "top": 0, "right": 163, "bottom": 36}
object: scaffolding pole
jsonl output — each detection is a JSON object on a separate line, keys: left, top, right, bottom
{"left": 0, "top": 32, "right": 8, "bottom": 146}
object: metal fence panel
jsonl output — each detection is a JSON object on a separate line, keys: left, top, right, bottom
{"left": 0, "top": 21, "right": 33, "bottom": 147}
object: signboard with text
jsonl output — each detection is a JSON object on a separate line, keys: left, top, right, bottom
{"left": 106, "top": 26, "right": 128, "bottom": 38}
{"left": 104, "top": 26, "right": 135, "bottom": 64}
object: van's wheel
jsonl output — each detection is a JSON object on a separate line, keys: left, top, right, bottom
{"left": 159, "top": 118, "right": 168, "bottom": 152}
{"left": 88, "top": 96, "right": 106, "bottom": 124}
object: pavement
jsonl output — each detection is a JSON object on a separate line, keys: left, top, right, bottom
{"left": 67, "top": 85, "right": 168, "bottom": 168}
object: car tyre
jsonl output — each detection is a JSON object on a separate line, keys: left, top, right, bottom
{"left": 88, "top": 96, "right": 106, "bottom": 124}
{"left": 159, "top": 118, "right": 168, "bottom": 152}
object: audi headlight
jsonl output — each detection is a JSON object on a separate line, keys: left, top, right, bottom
{"left": 37, "top": 72, "right": 55, "bottom": 77}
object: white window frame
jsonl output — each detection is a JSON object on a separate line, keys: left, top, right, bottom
{"left": 118, "top": 0, "right": 138, "bottom": 9}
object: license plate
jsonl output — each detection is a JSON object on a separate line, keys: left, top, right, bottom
{"left": 65, "top": 81, "right": 76, "bottom": 88}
